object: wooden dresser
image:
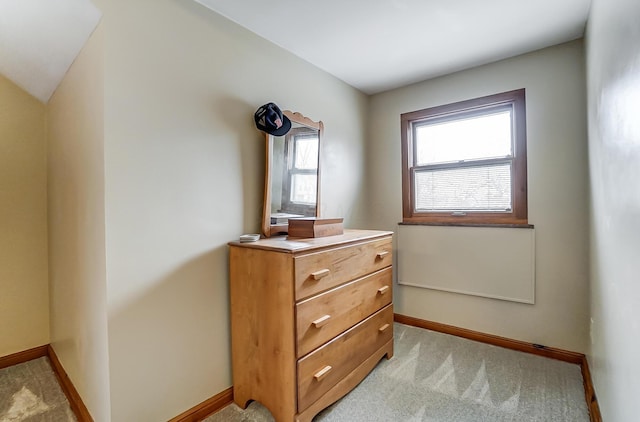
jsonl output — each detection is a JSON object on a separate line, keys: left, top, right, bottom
{"left": 228, "top": 229, "right": 394, "bottom": 422}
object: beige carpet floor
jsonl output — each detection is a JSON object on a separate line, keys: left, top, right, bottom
{"left": 0, "top": 357, "right": 76, "bottom": 422}
{"left": 208, "top": 323, "right": 589, "bottom": 422}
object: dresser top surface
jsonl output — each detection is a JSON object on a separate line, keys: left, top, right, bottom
{"left": 228, "top": 229, "right": 393, "bottom": 253}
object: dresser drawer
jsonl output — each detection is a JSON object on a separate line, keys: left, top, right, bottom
{"left": 296, "top": 267, "right": 392, "bottom": 358}
{"left": 294, "top": 237, "right": 392, "bottom": 301}
{"left": 297, "top": 304, "right": 393, "bottom": 411}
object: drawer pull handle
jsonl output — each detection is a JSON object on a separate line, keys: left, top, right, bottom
{"left": 311, "top": 269, "right": 330, "bottom": 280}
{"left": 379, "top": 323, "right": 390, "bottom": 333}
{"left": 377, "top": 285, "right": 390, "bottom": 295}
{"left": 312, "top": 315, "right": 331, "bottom": 328}
{"left": 314, "top": 365, "right": 332, "bottom": 381}
{"left": 376, "top": 251, "right": 389, "bottom": 260}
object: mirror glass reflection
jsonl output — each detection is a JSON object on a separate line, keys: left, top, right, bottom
{"left": 262, "top": 111, "right": 322, "bottom": 237}
{"left": 270, "top": 124, "right": 319, "bottom": 222}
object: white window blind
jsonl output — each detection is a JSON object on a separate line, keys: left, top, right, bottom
{"left": 415, "top": 164, "right": 512, "bottom": 211}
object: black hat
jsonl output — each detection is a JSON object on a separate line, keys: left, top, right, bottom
{"left": 254, "top": 102, "right": 291, "bottom": 136}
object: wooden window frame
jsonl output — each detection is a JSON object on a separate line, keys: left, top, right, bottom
{"left": 401, "top": 89, "right": 528, "bottom": 226}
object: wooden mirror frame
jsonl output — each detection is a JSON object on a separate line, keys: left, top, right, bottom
{"left": 262, "top": 111, "right": 323, "bottom": 238}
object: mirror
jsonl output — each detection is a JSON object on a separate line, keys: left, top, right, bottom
{"left": 262, "top": 111, "right": 323, "bottom": 237}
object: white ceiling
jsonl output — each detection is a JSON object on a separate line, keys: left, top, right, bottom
{"left": 196, "top": 0, "right": 592, "bottom": 94}
{"left": 0, "top": 0, "right": 101, "bottom": 103}
{"left": 0, "top": 0, "right": 591, "bottom": 102}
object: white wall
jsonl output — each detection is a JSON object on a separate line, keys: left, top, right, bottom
{"left": 368, "top": 40, "right": 590, "bottom": 352}
{"left": 0, "top": 74, "right": 49, "bottom": 358}
{"left": 47, "top": 24, "right": 111, "bottom": 422}
{"left": 91, "top": 1, "right": 369, "bottom": 420}
{"left": 586, "top": 0, "right": 640, "bottom": 420}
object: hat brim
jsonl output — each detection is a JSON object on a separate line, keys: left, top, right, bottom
{"left": 267, "top": 115, "right": 292, "bottom": 136}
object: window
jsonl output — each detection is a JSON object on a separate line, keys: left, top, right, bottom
{"left": 401, "top": 89, "right": 528, "bottom": 225}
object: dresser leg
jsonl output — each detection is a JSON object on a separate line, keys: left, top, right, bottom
{"left": 233, "top": 396, "right": 296, "bottom": 422}
{"left": 232, "top": 388, "right": 251, "bottom": 410}
{"left": 296, "top": 340, "right": 393, "bottom": 422}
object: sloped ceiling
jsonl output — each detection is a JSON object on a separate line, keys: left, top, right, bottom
{"left": 196, "top": 0, "right": 592, "bottom": 94}
{"left": 0, "top": 0, "right": 101, "bottom": 103}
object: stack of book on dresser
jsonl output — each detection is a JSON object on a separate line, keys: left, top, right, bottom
{"left": 270, "top": 212, "right": 303, "bottom": 224}
{"left": 288, "top": 217, "right": 344, "bottom": 238}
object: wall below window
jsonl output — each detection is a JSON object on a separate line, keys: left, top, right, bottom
{"left": 397, "top": 225, "right": 536, "bottom": 304}
{"left": 367, "top": 40, "right": 589, "bottom": 353}
{"left": 0, "top": 74, "right": 49, "bottom": 358}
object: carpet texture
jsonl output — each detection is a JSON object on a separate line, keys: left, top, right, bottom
{"left": 0, "top": 357, "right": 76, "bottom": 422}
{"left": 208, "top": 323, "right": 589, "bottom": 421}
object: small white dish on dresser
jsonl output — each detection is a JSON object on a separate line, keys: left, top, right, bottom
{"left": 239, "top": 233, "right": 260, "bottom": 243}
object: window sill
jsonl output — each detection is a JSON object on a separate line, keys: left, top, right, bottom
{"left": 398, "top": 221, "right": 534, "bottom": 229}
